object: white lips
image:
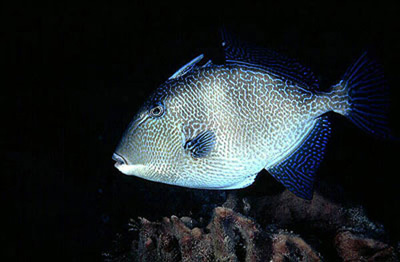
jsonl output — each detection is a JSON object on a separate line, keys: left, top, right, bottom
{"left": 114, "top": 163, "right": 148, "bottom": 176}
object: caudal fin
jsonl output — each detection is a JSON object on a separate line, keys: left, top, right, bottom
{"left": 339, "top": 52, "right": 391, "bottom": 138}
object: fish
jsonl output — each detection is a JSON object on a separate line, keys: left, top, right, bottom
{"left": 112, "top": 31, "right": 390, "bottom": 200}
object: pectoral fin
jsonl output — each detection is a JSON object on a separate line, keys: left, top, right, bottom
{"left": 184, "top": 130, "right": 216, "bottom": 158}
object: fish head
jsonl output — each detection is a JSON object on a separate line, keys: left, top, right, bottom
{"left": 113, "top": 83, "right": 184, "bottom": 184}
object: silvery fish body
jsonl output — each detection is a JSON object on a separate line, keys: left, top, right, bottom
{"left": 113, "top": 33, "right": 389, "bottom": 199}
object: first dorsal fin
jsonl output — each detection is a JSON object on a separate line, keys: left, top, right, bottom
{"left": 266, "top": 116, "right": 331, "bottom": 200}
{"left": 169, "top": 54, "right": 205, "bottom": 80}
{"left": 221, "top": 29, "right": 319, "bottom": 90}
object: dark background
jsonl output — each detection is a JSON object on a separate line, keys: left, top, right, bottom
{"left": 5, "top": 1, "right": 400, "bottom": 261}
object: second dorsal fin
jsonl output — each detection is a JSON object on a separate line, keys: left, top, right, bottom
{"left": 221, "top": 30, "right": 319, "bottom": 90}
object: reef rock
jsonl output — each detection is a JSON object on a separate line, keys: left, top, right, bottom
{"left": 128, "top": 207, "right": 270, "bottom": 262}
{"left": 104, "top": 190, "right": 399, "bottom": 261}
{"left": 335, "top": 231, "right": 398, "bottom": 262}
{"left": 270, "top": 231, "right": 322, "bottom": 262}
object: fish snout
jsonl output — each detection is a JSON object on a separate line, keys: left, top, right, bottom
{"left": 112, "top": 153, "right": 128, "bottom": 167}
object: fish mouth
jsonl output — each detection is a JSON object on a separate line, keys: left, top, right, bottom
{"left": 112, "top": 153, "right": 128, "bottom": 168}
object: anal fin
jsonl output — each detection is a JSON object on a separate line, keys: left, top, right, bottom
{"left": 267, "top": 116, "right": 331, "bottom": 200}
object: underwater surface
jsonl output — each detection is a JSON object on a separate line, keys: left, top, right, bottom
{"left": 6, "top": 1, "right": 400, "bottom": 261}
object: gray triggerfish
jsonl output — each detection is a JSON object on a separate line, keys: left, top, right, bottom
{"left": 113, "top": 32, "right": 390, "bottom": 199}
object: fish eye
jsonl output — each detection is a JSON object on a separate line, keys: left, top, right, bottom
{"left": 150, "top": 105, "right": 164, "bottom": 117}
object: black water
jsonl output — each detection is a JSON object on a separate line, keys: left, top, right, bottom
{"left": 6, "top": 1, "right": 400, "bottom": 261}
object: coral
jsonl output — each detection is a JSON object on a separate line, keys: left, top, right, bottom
{"left": 249, "top": 189, "right": 387, "bottom": 238}
{"left": 270, "top": 232, "right": 321, "bottom": 262}
{"left": 104, "top": 190, "right": 399, "bottom": 261}
{"left": 124, "top": 207, "right": 270, "bottom": 262}
{"left": 335, "top": 231, "right": 398, "bottom": 262}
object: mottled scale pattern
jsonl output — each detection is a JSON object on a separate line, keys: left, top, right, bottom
{"left": 116, "top": 62, "right": 348, "bottom": 189}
